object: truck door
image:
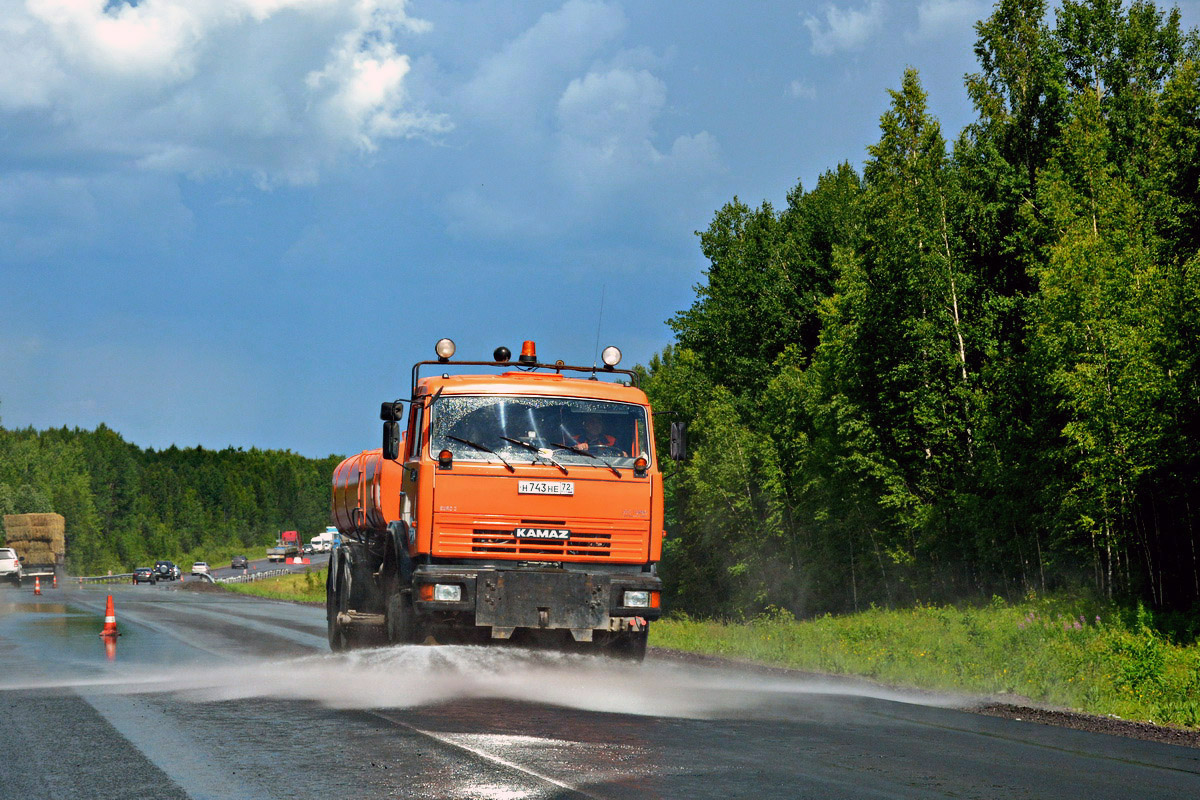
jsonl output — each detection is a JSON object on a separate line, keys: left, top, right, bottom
{"left": 400, "top": 400, "right": 425, "bottom": 553}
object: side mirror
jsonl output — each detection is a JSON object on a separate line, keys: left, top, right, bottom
{"left": 383, "top": 421, "right": 401, "bottom": 460}
{"left": 669, "top": 422, "right": 688, "bottom": 461}
{"left": 380, "top": 401, "right": 404, "bottom": 421}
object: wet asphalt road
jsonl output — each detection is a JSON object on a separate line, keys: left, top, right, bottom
{"left": 1, "top": 583, "right": 1199, "bottom": 799}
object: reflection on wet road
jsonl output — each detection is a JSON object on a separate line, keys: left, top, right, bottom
{"left": 2, "top": 585, "right": 1198, "bottom": 799}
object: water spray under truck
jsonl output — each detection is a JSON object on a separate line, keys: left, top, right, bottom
{"left": 325, "top": 339, "right": 685, "bottom": 659}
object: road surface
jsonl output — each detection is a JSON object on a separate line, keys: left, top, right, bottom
{"left": 1, "top": 583, "right": 1198, "bottom": 799}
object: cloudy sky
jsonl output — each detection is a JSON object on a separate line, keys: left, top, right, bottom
{"left": 2, "top": 0, "right": 1197, "bottom": 457}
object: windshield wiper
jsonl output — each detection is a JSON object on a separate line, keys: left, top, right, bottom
{"left": 551, "top": 442, "right": 621, "bottom": 478}
{"left": 500, "top": 437, "right": 569, "bottom": 475}
{"left": 448, "top": 435, "right": 515, "bottom": 472}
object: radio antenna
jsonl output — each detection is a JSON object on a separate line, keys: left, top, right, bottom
{"left": 592, "top": 284, "right": 606, "bottom": 369}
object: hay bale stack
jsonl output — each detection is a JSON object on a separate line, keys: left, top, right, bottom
{"left": 15, "top": 542, "right": 57, "bottom": 564}
{"left": 2, "top": 513, "right": 66, "bottom": 556}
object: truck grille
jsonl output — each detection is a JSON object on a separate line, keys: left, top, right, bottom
{"left": 472, "top": 529, "right": 611, "bottom": 556}
{"left": 433, "top": 516, "right": 648, "bottom": 562}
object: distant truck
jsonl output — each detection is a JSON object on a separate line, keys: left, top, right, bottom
{"left": 267, "top": 530, "right": 301, "bottom": 562}
{"left": 2, "top": 513, "right": 66, "bottom": 580}
{"left": 309, "top": 527, "right": 336, "bottom": 553}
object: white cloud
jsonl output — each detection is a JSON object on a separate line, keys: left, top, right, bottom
{"left": 557, "top": 68, "right": 665, "bottom": 145}
{"left": 458, "top": 0, "right": 626, "bottom": 130}
{"left": 803, "top": 1, "right": 885, "bottom": 55}
{"left": 788, "top": 80, "right": 817, "bottom": 100}
{"left": 0, "top": 0, "right": 445, "bottom": 185}
{"left": 438, "top": 2, "right": 718, "bottom": 240}
{"left": 909, "top": 0, "right": 989, "bottom": 42}
{"left": 553, "top": 67, "right": 719, "bottom": 198}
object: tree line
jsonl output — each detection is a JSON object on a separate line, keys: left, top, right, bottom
{"left": 0, "top": 422, "right": 341, "bottom": 574}
{"left": 643, "top": 0, "right": 1200, "bottom": 617}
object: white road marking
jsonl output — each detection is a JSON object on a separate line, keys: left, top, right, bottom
{"left": 368, "top": 709, "right": 605, "bottom": 800}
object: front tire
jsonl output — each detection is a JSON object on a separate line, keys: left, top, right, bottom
{"left": 609, "top": 628, "right": 648, "bottom": 662}
{"left": 385, "top": 590, "right": 427, "bottom": 645}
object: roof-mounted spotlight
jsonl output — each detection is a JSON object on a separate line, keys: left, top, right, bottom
{"left": 494, "top": 346, "right": 512, "bottom": 363}
{"left": 518, "top": 340, "right": 538, "bottom": 364}
{"left": 435, "top": 338, "right": 456, "bottom": 362}
{"left": 601, "top": 346, "right": 622, "bottom": 369}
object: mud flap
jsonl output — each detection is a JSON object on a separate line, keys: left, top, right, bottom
{"left": 475, "top": 570, "right": 609, "bottom": 632}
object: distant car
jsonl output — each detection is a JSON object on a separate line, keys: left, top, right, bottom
{"left": 154, "top": 560, "right": 180, "bottom": 581}
{"left": 231, "top": 555, "right": 248, "bottom": 569}
{"left": 132, "top": 567, "right": 157, "bottom": 585}
{"left": 0, "top": 547, "right": 22, "bottom": 587}
{"left": 190, "top": 562, "right": 210, "bottom": 576}
{"left": 302, "top": 544, "right": 315, "bottom": 555}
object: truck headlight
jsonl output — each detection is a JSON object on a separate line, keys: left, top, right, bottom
{"left": 623, "top": 590, "right": 650, "bottom": 608}
{"left": 433, "top": 584, "right": 462, "bottom": 602}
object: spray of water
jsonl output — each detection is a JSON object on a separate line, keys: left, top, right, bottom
{"left": 0, "top": 645, "right": 963, "bottom": 719}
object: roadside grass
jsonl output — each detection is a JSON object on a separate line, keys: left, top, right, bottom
{"left": 221, "top": 567, "right": 327, "bottom": 603}
{"left": 651, "top": 595, "right": 1200, "bottom": 729}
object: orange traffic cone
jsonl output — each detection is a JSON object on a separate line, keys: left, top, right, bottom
{"left": 99, "top": 594, "right": 120, "bottom": 638}
{"left": 33, "top": 576, "right": 41, "bottom": 595}
{"left": 52, "top": 574, "right": 58, "bottom": 589}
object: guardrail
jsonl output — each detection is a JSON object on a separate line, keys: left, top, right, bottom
{"left": 71, "top": 566, "right": 308, "bottom": 586}
{"left": 77, "top": 573, "right": 135, "bottom": 584}
{"left": 218, "top": 568, "right": 292, "bottom": 584}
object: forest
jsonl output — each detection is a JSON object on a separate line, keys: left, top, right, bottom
{"left": 642, "top": 0, "right": 1200, "bottom": 617}
{"left": 3, "top": 1, "right": 1198, "bottom": 619}
{"left": 0, "top": 423, "right": 341, "bottom": 574}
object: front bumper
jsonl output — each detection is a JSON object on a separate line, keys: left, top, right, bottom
{"left": 412, "top": 566, "right": 662, "bottom": 639}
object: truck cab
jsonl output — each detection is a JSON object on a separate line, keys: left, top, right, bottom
{"left": 327, "top": 339, "right": 666, "bottom": 658}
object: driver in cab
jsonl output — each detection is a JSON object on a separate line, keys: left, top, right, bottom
{"left": 573, "top": 414, "right": 619, "bottom": 452}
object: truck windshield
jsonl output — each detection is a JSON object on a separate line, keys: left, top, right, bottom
{"left": 430, "top": 396, "right": 650, "bottom": 469}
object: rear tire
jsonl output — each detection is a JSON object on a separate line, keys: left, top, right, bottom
{"left": 328, "top": 553, "right": 384, "bottom": 649}
{"left": 327, "top": 556, "right": 349, "bottom": 652}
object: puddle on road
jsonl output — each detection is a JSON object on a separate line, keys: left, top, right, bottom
{"left": 0, "top": 603, "right": 73, "bottom": 614}
{"left": 0, "top": 599, "right": 187, "bottom": 673}
{"left": 0, "top": 644, "right": 962, "bottom": 720}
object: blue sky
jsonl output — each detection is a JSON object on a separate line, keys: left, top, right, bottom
{"left": 2, "top": 0, "right": 1197, "bottom": 457}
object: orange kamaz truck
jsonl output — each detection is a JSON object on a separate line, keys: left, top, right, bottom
{"left": 326, "top": 339, "right": 679, "bottom": 659}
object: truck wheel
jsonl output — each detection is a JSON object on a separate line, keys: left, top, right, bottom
{"left": 385, "top": 591, "right": 425, "bottom": 645}
{"left": 609, "top": 629, "right": 648, "bottom": 662}
{"left": 331, "top": 556, "right": 383, "bottom": 649}
{"left": 327, "top": 559, "right": 350, "bottom": 652}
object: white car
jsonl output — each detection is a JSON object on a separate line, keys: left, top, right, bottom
{"left": 0, "top": 548, "right": 22, "bottom": 586}
{"left": 190, "top": 561, "right": 210, "bottom": 576}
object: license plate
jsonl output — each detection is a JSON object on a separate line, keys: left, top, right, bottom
{"left": 515, "top": 527, "right": 571, "bottom": 540}
{"left": 518, "top": 480, "right": 574, "bottom": 496}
